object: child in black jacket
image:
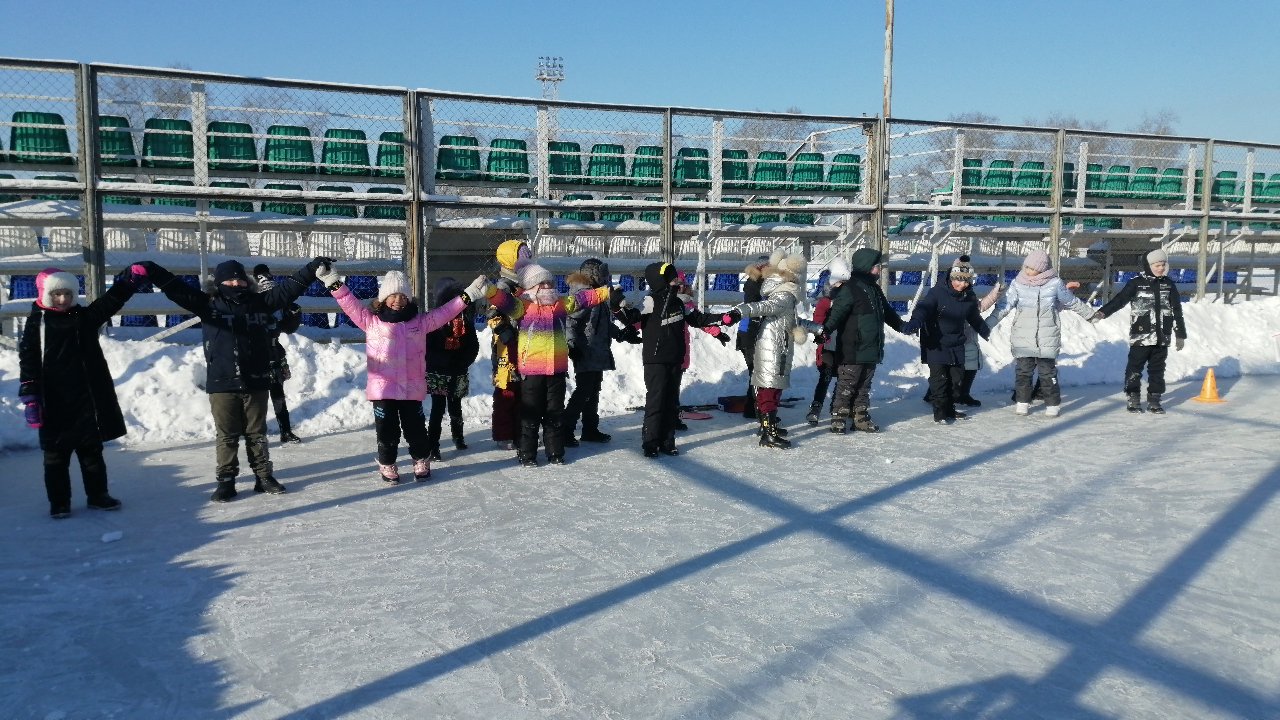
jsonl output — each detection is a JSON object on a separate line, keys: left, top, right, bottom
{"left": 617, "top": 262, "right": 720, "bottom": 458}
{"left": 1093, "top": 248, "right": 1187, "bottom": 413}
{"left": 143, "top": 257, "right": 326, "bottom": 502}
{"left": 253, "top": 264, "right": 303, "bottom": 443}
{"left": 425, "top": 278, "right": 480, "bottom": 459}
{"left": 19, "top": 265, "right": 143, "bottom": 517}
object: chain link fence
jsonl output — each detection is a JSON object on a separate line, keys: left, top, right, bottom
{"left": 2, "top": 58, "right": 1278, "bottom": 336}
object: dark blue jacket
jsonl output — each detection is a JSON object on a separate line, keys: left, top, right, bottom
{"left": 151, "top": 263, "right": 313, "bottom": 393}
{"left": 903, "top": 282, "right": 991, "bottom": 366}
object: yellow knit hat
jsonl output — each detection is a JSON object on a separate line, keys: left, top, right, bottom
{"left": 496, "top": 239, "right": 529, "bottom": 272}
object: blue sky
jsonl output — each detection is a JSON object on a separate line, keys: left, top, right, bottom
{"left": 12, "top": 0, "right": 1280, "bottom": 144}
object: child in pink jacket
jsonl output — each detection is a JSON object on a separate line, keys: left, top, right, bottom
{"left": 319, "top": 264, "right": 487, "bottom": 483}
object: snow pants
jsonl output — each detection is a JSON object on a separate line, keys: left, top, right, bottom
{"left": 209, "top": 391, "right": 272, "bottom": 481}
{"left": 1015, "top": 357, "right": 1061, "bottom": 406}
{"left": 1124, "top": 345, "right": 1168, "bottom": 395}
{"left": 372, "top": 399, "right": 429, "bottom": 465}
{"left": 43, "top": 440, "right": 109, "bottom": 506}
{"left": 519, "top": 373, "right": 567, "bottom": 462}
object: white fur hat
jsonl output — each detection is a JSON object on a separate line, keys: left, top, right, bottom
{"left": 377, "top": 270, "right": 413, "bottom": 302}
{"left": 36, "top": 267, "right": 78, "bottom": 310}
{"left": 827, "top": 257, "right": 851, "bottom": 284}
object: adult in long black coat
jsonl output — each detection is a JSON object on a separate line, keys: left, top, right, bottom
{"left": 902, "top": 265, "right": 991, "bottom": 423}
{"left": 19, "top": 265, "right": 142, "bottom": 517}
{"left": 143, "top": 257, "right": 327, "bottom": 502}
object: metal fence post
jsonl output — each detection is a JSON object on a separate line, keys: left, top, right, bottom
{"left": 408, "top": 91, "right": 427, "bottom": 299}
{"left": 1197, "top": 140, "right": 1214, "bottom": 301}
{"left": 75, "top": 63, "right": 105, "bottom": 301}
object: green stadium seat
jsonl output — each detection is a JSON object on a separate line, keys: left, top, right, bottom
{"left": 321, "top": 128, "right": 370, "bottom": 176}
{"left": 262, "top": 183, "right": 306, "bottom": 216}
{"left": 548, "top": 141, "right": 584, "bottom": 184}
{"left": 1259, "top": 173, "right": 1280, "bottom": 204}
{"left": 783, "top": 198, "right": 815, "bottom": 224}
{"left": 1013, "top": 161, "right": 1049, "bottom": 196}
{"left": 993, "top": 201, "right": 1017, "bottom": 222}
{"left": 960, "top": 157, "right": 982, "bottom": 193}
{"left": 747, "top": 197, "right": 781, "bottom": 224}
{"left": 210, "top": 181, "right": 253, "bottom": 212}
{"left": 10, "top": 111, "right": 74, "bottom": 165}
{"left": 1154, "top": 167, "right": 1185, "bottom": 200}
{"left": 153, "top": 179, "right": 196, "bottom": 207}
{"left": 1061, "top": 162, "right": 1077, "bottom": 195}
{"left": 560, "top": 192, "right": 596, "bottom": 221}
{"left": 600, "top": 194, "right": 634, "bottom": 223}
{"left": 141, "top": 118, "right": 193, "bottom": 169}
{"left": 98, "top": 116, "right": 137, "bottom": 168}
{"left": 751, "top": 151, "right": 787, "bottom": 191}
{"left": 981, "top": 160, "right": 1014, "bottom": 194}
{"left": 207, "top": 121, "right": 258, "bottom": 172}
{"left": 721, "top": 196, "right": 745, "bottom": 224}
{"left": 587, "top": 143, "right": 626, "bottom": 185}
{"left": 34, "top": 174, "right": 77, "bottom": 201}
{"left": 790, "top": 152, "right": 825, "bottom": 191}
{"left": 639, "top": 195, "right": 662, "bottom": 223}
{"left": 100, "top": 177, "right": 142, "bottom": 205}
{"left": 1100, "top": 205, "right": 1123, "bottom": 229}
{"left": 1248, "top": 172, "right": 1267, "bottom": 204}
{"left": 722, "top": 149, "right": 750, "bottom": 190}
{"left": 363, "top": 186, "right": 406, "bottom": 220}
{"left": 374, "top": 132, "right": 405, "bottom": 178}
{"left": 486, "top": 138, "right": 530, "bottom": 183}
{"left": 962, "top": 200, "right": 989, "bottom": 221}
{"left": 1211, "top": 171, "right": 1240, "bottom": 202}
{"left": 673, "top": 147, "right": 710, "bottom": 189}
{"left": 629, "top": 145, "right": 664, "bottom": 188}
{"left": 263, "top": 125, "right": 315, "bottom": 174}
{"left": 676, "top": 195, "right": 700, "bottom": 223}
{"left": 1099, "top": 165, "right": 1131, "bottom": 198}
{"left": 1129, "top": 166, "right": 1158, "bottom": 199}
{"left": 1083, "top": 163, "right": 1103, "bottom": 196}
{"left": 314, "top": 185, "right": 358, "bottom": 217}
{"left": 435, "top": 135, "right": 482, "bottom": 181}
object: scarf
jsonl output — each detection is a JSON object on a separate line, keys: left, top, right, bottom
{"left": 1016, "top": 267, "right": 1058, "bottom": 288}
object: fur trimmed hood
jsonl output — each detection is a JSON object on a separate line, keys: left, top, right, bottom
{"left": 565, "top": 270, "right": 593, "bottom": 291}
{"left": 761, "top": 250, "right": 808, "bottom": 307}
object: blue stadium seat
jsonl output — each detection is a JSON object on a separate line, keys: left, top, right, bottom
{"left": 713, "top": 273, "right": 740, "bottom": 291}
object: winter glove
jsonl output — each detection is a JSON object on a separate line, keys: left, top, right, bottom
{"left": 461, "top": 275, "right": 492, "bottom": 305}
{"left": 609, "top": 286, "right": 626, "bottom": 311}
{"left": 136, "top": 260, "right": 174, "bottom": 286}
{"left": 315, "top": 261, "right": 341, "bottom": 289}
{"left": 305, "top": 256, "right": 336, "bottom": 275}
{"left": 20, "top": 395, "right": 41, "bottom": 429}
{"left": 621, "top": 326, "right": 643, "bottom": 344}
{"left": 1175, "top": 337, "right": 1185, "bottom": 351}
{"left": 113, "top": 263, "right": 149, "bottom": 288}
{"left": 814, "top": 331, "right": 829, "bottom": 346}
{"left": 722, "top": 307, "right": 743, "bottom": 326}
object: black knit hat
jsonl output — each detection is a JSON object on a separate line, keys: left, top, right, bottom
{"left": 214, "top": 260, "right": 250, "bottom": 285}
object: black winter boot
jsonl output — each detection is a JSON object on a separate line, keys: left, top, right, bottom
{"left": 806, "top": 402, "right": 822, "bottom": 425}
{"left": 1126, "top": 392, "right": 1144, "bottom": 413}
{"left": 742, "top": 388, "right": 757, "bottom": 419}
{"left": 852, "top": 408, "right": 879, "bottom": 433}
{"left": 254, "top": 476, "right": 287, "bottom": 494}
{"left": 211, "top": 479, "right": 237, "bottom": 503}
{"left": 87, "top": 494, "right": 122, "bottom": 511}
{"left": 830, "top": 410, "right": 849, "bottom": 434}
{"left": 451, "top": 419, "right": 467, "bottom": 450}
{"left": 1147, "top": 393, "right": 1165, "bottom": 414}
{"left": 758, "top": 413, "right": 792, "bottom": 449}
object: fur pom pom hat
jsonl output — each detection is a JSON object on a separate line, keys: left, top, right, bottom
{"left": 518, "top": 263, "right": 554, "bottom": 289}
{"left": 35, "top": 267, "right": 78, "bottom": 311}
{"left": 377, "top": 270, "right": 413, "bottom": 302}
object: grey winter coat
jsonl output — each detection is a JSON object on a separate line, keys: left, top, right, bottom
{"left": 999, "top": 277, "right": 1093, "bottom": 359}
{"left": 738, "top": 275, "right": 821, "bottom": 390}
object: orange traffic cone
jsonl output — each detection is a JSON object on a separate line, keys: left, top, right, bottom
{"left": 1193, "top": 368, "right": 1226, "bottom": 403}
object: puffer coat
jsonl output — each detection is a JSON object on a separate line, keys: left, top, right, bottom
{"left": 1001, "top": 277, "right": 1094, "bottom": 359}
{"left": 739, "top": 274, "right": 821, "bottom": 390}
{"left": 334, "top": 285, "right": 466, "bottom": 401}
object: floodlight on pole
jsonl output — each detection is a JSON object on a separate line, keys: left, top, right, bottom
{"left": 536, "top": 56, "right": 564, "bottom": 101}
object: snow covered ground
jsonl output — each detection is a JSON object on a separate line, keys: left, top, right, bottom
{"left": 1, "top": 297, "right": 1278, "bottom": 719}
